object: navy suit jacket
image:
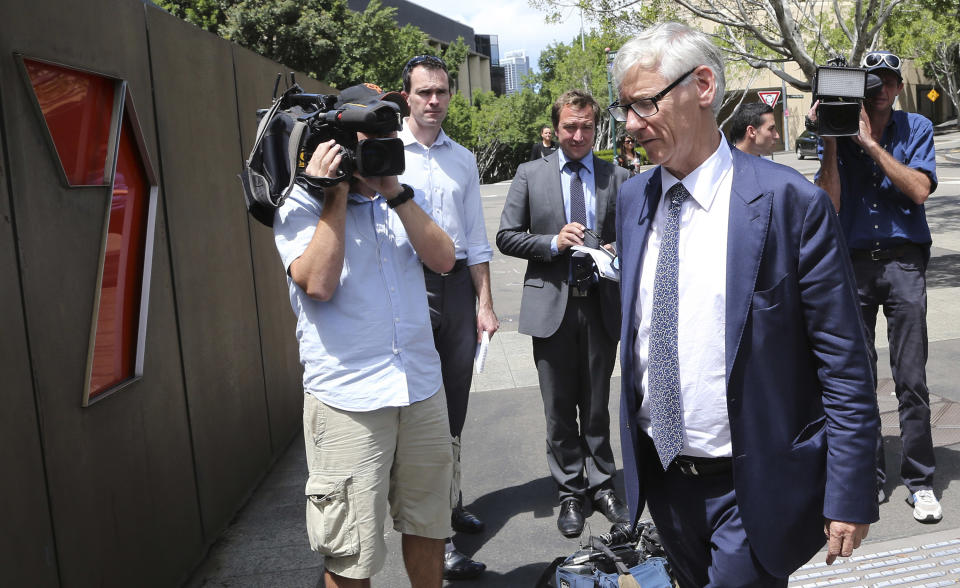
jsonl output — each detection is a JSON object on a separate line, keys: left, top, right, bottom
{"left": 616, "top": 147, "right": 880, "bottom": 577}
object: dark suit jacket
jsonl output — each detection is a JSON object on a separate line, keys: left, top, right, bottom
{"left": 616, "top": 147, "right": 880, "bottom": 577}
{"left": 497, "top": 152, "right": 629, "bottom": 339}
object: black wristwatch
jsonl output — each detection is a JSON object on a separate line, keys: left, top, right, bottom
{"left": 387, "top": 184, "right": 415, "bottom": 209}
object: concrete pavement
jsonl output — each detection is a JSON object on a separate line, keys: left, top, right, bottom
{"left": 187, "top": 131, "right": 960, "bottom": 587}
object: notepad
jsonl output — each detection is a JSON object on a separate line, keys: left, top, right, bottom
{"left": 474, "top": 331, "right": 490, "bottom": 373}
{"left": 572, "top": 245, "right": 620, "bottom": 282}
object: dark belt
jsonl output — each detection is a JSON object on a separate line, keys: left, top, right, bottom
{"left": 671, "top": 456, "right": 732, "bottom": 477}
{"left": 424, "top": 258, "right": 467, "bottom": 277}
{"left": 569, "top": 283, "right": 595, "bottom": 298}
{"left": 851, "top": 243, "right": 921, "bottom": 262}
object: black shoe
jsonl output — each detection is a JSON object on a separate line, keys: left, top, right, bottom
{"left": 593, "top": 491, "right": 629, "bottom": 524}
{"left": 557, "top": 497, "right": 585, "bottom": 538}
{"left": 452, "top": 505, "right": 485, "bottom": 534}
{"left": 443, "top": 549, "right": 486, "bottom": 580}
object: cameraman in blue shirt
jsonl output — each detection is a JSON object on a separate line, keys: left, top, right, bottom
{"left": 815, "top": 50, "right": 940, "bottom": 523}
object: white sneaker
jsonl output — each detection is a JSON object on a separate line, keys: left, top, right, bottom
{"left": 908, "top": 489, "right": 942, "bottom": 523}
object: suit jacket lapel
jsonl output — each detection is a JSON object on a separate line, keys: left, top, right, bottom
{"left": 593, "top": 155, "right": 610, "bottom": 230}
{"left": 621, "top": 168, "right": 662, "bottom": 384}
{"left": 725, "top": 152, "right": 772, "bottom": 384}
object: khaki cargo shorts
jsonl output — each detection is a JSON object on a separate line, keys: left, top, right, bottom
{"left": 302, "top": 390, "right": 455, "bottom": 579}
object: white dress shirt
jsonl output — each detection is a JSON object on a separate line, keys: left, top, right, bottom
{"left": 398, "top": 122, "right": 493, "bottom": 265}
{"left": 633, "top": 137, "right": 734, "bottom": 458}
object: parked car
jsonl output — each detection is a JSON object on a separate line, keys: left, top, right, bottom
{"left": 795, "top": 130, "right": 818, "bottom": 159}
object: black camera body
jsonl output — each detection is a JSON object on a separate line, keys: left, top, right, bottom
{"left": 282, "top": 91, "right": 405, "bottom": 179}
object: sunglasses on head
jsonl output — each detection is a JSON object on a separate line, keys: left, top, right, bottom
{"left": 403, "top": 55, "right": 448, "bottom": 76}
{"left": 863, "top": 52, "right": 901, "bottom": 70}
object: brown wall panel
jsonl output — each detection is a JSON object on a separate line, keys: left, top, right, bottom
{"left": 0, "top": 0, "right": 203, "bottom": 585}
{"left": 231, "top": 46, "right": 335, "bottom": 456}
{"left": 0, "top": 75, "right": 59, "bottom": 588}
{"left": 145, "top": 5, "right": 273, "bottom": 537}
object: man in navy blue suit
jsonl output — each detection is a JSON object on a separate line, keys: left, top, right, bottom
{"left": 609, "top": 23, "right": 880, "bottom": 586}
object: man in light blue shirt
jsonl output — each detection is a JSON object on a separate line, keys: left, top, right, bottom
{"left": 274, "top": 84, "right": 456, "bottom": 587}
{"left": 398, "top": 55, "right": 498, "bottom": 581}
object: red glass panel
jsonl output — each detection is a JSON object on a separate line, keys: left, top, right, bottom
{"left": 89, "top": 111, "right": 150, "bottom": 397}
{"left": 24, "top": 59, "right": 114, "bottom": 185}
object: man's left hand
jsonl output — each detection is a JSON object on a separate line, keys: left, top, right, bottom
{"left": 477, "top": 306, "right": 499, "bottom": 342}
{"left": 824, "top": 519, "right": 870, "bottom": 564}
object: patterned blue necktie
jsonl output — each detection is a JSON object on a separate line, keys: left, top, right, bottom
{"left": 567, "top": 161, "right": 592, "bottom": 287}
{"left": 567, "top": 161, "right": 587, "bottom": 226}
{"left": 648, "top": 182, "right": 689, "bottom": 470}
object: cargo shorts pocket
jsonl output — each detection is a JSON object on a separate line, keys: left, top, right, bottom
{"left": 305, "top": 474, "right": 360, "bottom": 557}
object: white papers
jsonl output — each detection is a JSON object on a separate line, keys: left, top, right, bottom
{"left": 572, "top": 245, "right": 620, "bottom": 282}
{"left": 474, "top": 331, "right": 490, "bottom": 373}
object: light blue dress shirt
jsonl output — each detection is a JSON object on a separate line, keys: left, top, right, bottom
{"left": 398, "top": 124, "right": 493, "bottom": 265}
{"left": 273, "top": 184, "right": 442, "bottom": 411}
{"left": 550, "top": 150, "right": 597, "bottom": 255}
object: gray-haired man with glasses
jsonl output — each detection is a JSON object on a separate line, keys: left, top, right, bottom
{"left": 614, "top": 22, "right": 879, "bottom": 586}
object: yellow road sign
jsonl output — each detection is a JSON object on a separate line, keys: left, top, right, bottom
{"left": 928, "top": 89, "right": 940, "bottom": 102}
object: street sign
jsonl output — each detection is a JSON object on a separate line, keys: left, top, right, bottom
{"left": 758, "top": 91, "right": 781, "bottom": 107}
{"left": 788, "top": 94, "right": 804, "bottom": 99}
{"left": 928, "top": 89, "right": 940, "bottom": 102}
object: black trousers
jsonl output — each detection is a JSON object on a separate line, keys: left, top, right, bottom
{"left": 424, "top": 266, "right": 476, "bottom": 439}
{"left": 852, "top": 245, "right": 935, "bottom": 492}
{"left": 532, "top": 293, "right": 618, "bottom": 502}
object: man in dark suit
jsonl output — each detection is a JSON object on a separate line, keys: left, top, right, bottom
{"left": 497, "top": 90, "right": 630, "bottom": 538}
{"left": 611, "top": 23, "right": 880, "bottom": 585}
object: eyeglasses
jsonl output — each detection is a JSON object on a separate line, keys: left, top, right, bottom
{"left": 624, "top": 138, "right": 634, "bottom": 143}
{"left": 862, "top": 52, "right": 901, "bottom": 71}
{"left": 608, "top": 68, "right": 697, "bottom": 121}
{"left": 403, "top": 55, "right": 448, "bottom": 77}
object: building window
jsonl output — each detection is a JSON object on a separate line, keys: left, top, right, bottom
{"left": 88, "top": 109, "right": 152, "bottom": 397}
{"left": 19, "top": 56, "right": 159, "bottom": 405}
{"left": 22, "top": 58, "right": 115, "bottom": 186}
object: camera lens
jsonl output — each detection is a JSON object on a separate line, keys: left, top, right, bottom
{"left": 355, "top": 138, "right": 406, "bottom": 176}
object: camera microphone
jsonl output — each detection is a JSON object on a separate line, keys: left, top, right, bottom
{"left": 325, "top": 104, "right": 401, "bottom": 133}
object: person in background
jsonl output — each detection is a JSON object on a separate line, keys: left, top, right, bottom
{"left": 814, "top": 49, "right": 940, "bottom": 523}
{"left": 729, "top": 102, "right": 780, "bottom": 157}
{"left": 530, "top": 125, "right": 559, "bottom": 160}
{"left": 615, "top": 133, "right": 644, "bottom": 175}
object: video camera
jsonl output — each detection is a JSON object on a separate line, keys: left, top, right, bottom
{"left": 240, "top": 77, "right": 407, "bottom": 227}
{"left": 277, "top": 86, "right": 406, "bottom": 182}
{"left": 811, "top": 57, "right": 882, "bottom": 136}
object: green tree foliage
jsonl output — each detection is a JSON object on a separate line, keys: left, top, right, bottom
{"left": 219, "top": 0, "right": 345, "bottom": 79}
{"left": 157, "top": 0, "right": 232, "bottom": 32}
{"left": 884, "top": 0, "right": 960, "bottom": 127}
{"left": 155, "top": 0, "right": 467, "bottom": 90}
{"left": 440, "top": 38, "right": 471, "bottom": 90}
{"left": 470, "top": 88, "right": 552, "bottom": 181}
{"left": 444, "top": 92, "right": 476, "bottom": 149}
{"left": 325, "top": 0, "right": 431, "bottom": 89}
{"left": 537, "top": 29, "right": 629, "bottom": 150}
{"left": 532, "top": 0, "right": 910, "bottom": 91}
